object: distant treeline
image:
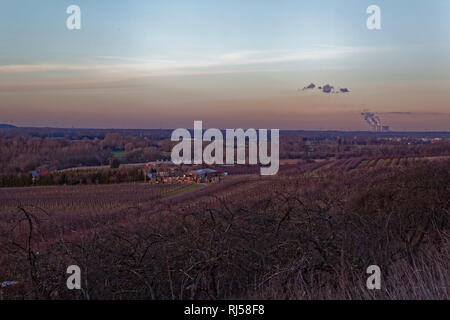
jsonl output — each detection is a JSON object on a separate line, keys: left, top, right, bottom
{"left": 0, "top": 132, "right": 169, "bottom": 175}
{"left": 2, "top": 126, "right": 450, "bottom": 139}
{"left": 1, "top": 127, "right": 449, "bottom": 177}
{"left": 0, "top": 167, "right": 145, "bottom": 188}
{"left": 0, "top": 127, "right": 173, "bottom": 140}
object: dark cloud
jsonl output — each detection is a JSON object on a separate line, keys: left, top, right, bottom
{"left": 322, "top": 84, "right": 333, "bottom": 93}
{"left": 299, "top": 83, "right": 316, "bottom": 91}
{"left": 300, "top": 83, "right": 350, "bottom": 94}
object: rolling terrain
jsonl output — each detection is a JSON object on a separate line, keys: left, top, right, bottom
{"left": 1, "top": 158, "right": 448, "bottom": 300}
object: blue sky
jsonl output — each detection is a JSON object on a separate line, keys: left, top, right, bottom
{"left": 1, "top": 0, "right": 449, "bottom": 129}
{"left": 1, "top": 0, "right": 449, "bottom": 62}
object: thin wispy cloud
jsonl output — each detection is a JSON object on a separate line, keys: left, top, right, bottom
{"left": 0, "top": 45, "right": 388, "bottom": 76}
{"left": 0, "top": 64, "right": 98, "bottom": 74}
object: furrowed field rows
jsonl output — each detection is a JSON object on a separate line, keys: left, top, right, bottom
{"left": 307, "top": 155, "right": 450, "bottom": 173}
{"left": 0, "top": 183, "right": 184, "bottom": 214}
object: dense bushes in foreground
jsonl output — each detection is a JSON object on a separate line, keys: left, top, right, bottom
{"left": 0, "top": 161, "right": 448, "bottom": 299}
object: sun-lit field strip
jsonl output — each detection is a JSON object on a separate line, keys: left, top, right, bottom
{"left": 162, "top": 184, "right": 204, "bottom": 198}
{"left": 367, "top": 159, "right": 378, "bottom": 168}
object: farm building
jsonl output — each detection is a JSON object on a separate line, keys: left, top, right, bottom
{"left": 144, "top": 162, "right": 190, "bottom": 183}
{"left": 190, "top": 168, "right": 226, "bottom": 183}
{"left": 143, "top": 161, "right": 228, "bottom": 184}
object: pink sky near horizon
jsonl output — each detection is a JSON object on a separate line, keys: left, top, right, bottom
{"left": 1, "top": 52, "right": 449, "bottom": 131}
{"left": 1, "top": 68, "right": 449, "bottom": 131}
{"left": 1, "top": 87, "right": 449, "bottom": 131}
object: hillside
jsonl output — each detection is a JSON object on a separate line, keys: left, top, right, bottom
{"left": 0, "top": 159, "right": 448, "bottom": 299}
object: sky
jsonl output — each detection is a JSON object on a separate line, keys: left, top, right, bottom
{"left": 1, "top": 0, "right": 449, "bottom": 130}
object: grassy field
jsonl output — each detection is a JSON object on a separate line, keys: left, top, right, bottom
{"left": 163, "top": 184, "right": 204, "bottom": 198}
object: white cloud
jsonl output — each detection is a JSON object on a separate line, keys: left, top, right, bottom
{"left": 0, "top": 64, "right": 97, "bottom": 74}
{"left": 0, "top": 45, "right": 389, "bottom": 75}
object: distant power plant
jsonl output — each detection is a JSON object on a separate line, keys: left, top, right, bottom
{"left": 361, "top": 111, "right": 390, "bottom": 132}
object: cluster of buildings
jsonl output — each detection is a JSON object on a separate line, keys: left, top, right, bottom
{"left": 143, "top": 161, "right": 227, "bottom": 184}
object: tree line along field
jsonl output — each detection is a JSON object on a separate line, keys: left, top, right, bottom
{"left": 0, "top": 159, "right": 448, "bottom": 300}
